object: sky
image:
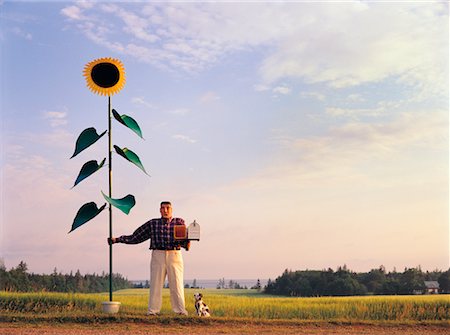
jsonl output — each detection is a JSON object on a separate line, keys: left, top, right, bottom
{"left": 0, "top": 1, "right": 448, "bottom": 281}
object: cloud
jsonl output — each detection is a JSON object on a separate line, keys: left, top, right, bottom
{"left": 101, "top": 4, "right": 159, "bottom": 43}
{"left": 199, "top": 91, "right": 220, "bottom": 104}
{"left": 1, "top": 152, "right": 88, "bottom": 270}
{"left": 272, "top": 85, "right": 292, "bottom": 95}
{"left": 40, "top": 130, "right": 74, "bottom": 150}
{"left": 43, "top": 109, "right": 68, "bottom": 128}
{"left": 254, "top": 83, "right": 293, "bottom": 97}
{"left": 172, "top": 134, "right": 197, "bottom": 143}
{"left": 75, "top": 0, "right": 94, "bottom": 10}
{"left": 168, "top": 108, "right": 190, "bottom": 116}
{"left": 61, "top": 6, "right": 84, "bottom": 21}
{"left": 61, "top": 2, "right": 448, "bottom": 100}
{"left": 238, "top": 109, "right": 448, "bottom": 191}
{"left": 62, "top": 3, "right": 287, "bottom": 72}
{"left": 325, "top": 107, "right": 384, "bottom": 118}
{"left": 253, "top": 84, "right": 270, "bottom": 92}
{"left": 301, "top": 91, "right": 326, "bottom": 101}
{"left": 2, "top": 153, "right": 75, "bottom": 211}
{"left": 11, "top": 27, "right": 32, "bottom": 40}
{"left": 347, "top": 94, "right": 365, "bottom": 103}
{"left": 131, "top": 96, "right": 154, "bottom": 109}
{"left": 325, "top": 100, "right": 405, "bottom": 119}
{"left": 305, "top": 111, "right": 446, "bottom": 159}
{"left": 259, "top": 3, "right": 448, "bottom": 99}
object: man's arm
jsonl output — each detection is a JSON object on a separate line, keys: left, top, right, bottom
{"left": 108, "top": 221, "right": 151, "bottom": 245}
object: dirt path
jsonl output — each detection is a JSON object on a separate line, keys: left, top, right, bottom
{"left": 1, "top": 323, "right": 448, "bottom": 335}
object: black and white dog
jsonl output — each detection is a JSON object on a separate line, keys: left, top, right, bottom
{"left": 194, "top": 292, "right": 210, "bottom": 317}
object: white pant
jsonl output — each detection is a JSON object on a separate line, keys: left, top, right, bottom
{"left": 148, "top": 250, "right": 188, "bottom": 315}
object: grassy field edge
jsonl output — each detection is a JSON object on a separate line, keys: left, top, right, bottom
{"left": 1, "top": 290, "right": 448, "bottom": 328}
{"left": 1, "top": 312, "right": 449, "bottom": 328}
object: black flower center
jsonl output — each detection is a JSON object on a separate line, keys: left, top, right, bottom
{"left": 91, "top": 63, "right": 120, "bottom": 88}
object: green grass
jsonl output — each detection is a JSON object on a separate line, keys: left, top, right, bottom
{"left": 0, "top": 289, "right": 449, "bottom": 324}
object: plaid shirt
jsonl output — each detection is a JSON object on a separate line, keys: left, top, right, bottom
{"left": 117, "top": 217, "right": 189, "bottom": 250}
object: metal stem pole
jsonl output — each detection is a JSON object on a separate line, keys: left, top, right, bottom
{"left": 108, "top": 95, "right": 113, "bottom": 302}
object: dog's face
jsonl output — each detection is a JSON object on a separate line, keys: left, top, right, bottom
{"left": 194, "top": 293, "right": 203, "bottom": 302}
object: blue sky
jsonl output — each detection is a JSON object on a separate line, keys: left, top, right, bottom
{"left": 0, "top": 1, "right": 448, "bottom": 281}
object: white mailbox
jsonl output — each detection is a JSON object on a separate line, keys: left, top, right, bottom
{"left": 187, "top": 220, "right": 200, "bottom": 241}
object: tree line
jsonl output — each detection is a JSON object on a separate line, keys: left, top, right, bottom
{"left": 264, "top": 265, "right": 450, "bottom": 297}
{"left": 0, "top": 261, "right": 131, "bottom": 293}
{"left": 216, "top": 278, "right": 249, "bottom": 289}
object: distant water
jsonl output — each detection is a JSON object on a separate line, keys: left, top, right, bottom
{"left": 131, "top": 279, "right": 268, "bottom": 289}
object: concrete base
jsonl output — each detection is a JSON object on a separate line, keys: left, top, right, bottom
{"left": 102, "top": 301, "right": 121, "bottom": 314}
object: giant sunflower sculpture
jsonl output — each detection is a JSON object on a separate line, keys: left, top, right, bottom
{"left": 71, "top": 57, "right": 144, "bottom": 311}
{"left": 83, "top": 57, "right": 125, "bottom": 96}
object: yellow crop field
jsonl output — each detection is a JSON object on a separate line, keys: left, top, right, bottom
{"left": 1, "top": 289, "right": 448, "bottom": 322}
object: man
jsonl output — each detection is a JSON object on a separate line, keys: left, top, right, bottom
{"left": 109, "top": 201, "right": 190, "bottom": 315}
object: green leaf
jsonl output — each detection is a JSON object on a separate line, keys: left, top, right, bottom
{"left": 112, "top": 109, "right": 143, "bottom": 139}
{"left": 69, "top": 202, "right": 106, "bottom": 233}
{"left": 72, "top": 158, "right": 106, "bottom": 188}
{"left": 71, "top": 128, "right": 107, "bottom": 158}
{"left": 102, "top": 192, "right": 136, "bottom": 215}
{"left": 114, "top": 145, "right": 148, "bottom": 175}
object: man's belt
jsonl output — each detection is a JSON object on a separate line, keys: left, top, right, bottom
{"left": 154, "top": 247, "right": 181, "bottom": 250}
